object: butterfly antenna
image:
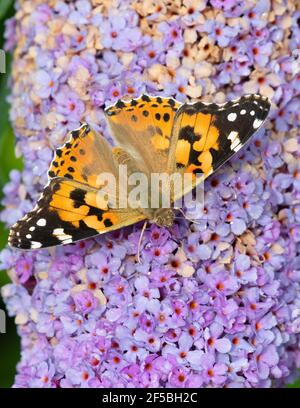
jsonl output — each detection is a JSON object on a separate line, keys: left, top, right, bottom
{"left": 137, "top": 221, "right": 148, "bottom": 263}
{"left": 176, "top": 208, "right": 202, "bottom": 225}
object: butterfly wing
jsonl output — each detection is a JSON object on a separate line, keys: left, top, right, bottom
{"left": 48, "top": 123, "right": 119, "bottom": 187}
{"left": 105, "top": 94, "right": 181, "bottom": 174}
{"left": 168, "top": 94, "right": 270, "bottom": 200}
{"left": 9, "top": 124, "right": 145, "bottom": 249}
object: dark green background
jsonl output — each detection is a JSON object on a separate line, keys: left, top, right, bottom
{"left": 0, "top": 0, "right": 299, "bottom": 389}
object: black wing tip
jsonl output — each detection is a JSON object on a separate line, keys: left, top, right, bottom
{"left": 8, "top": 227, "right": 42, "bottom": 250}
{"left": 177, "top": 93, "right": 271, "bottom": 115}
{"left": 243, "top": 93, "right": 271, "bottom": 111}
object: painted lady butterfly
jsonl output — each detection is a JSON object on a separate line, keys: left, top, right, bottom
{"left": 9, "top": 94, "right": 270, "bottom": 250}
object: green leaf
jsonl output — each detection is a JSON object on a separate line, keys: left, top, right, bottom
{"left": 288, "top": 376, "right": 300, "bottom": 388}
{"left": 0, "top": 222, "right": 8, "bottom": 250}
{"left": 0, "top": 54, "right": 22, "bottom": 189}
{"left": 0, "top": 0, "right": 13, "bottom": 21}
{"left": 0, "top": 123, "right": 23, "bottom": 185}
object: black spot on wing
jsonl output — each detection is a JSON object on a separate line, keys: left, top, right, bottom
{"left": 141, "top": 94, "right": 151, "bottom": 102}
{"left": 116, "top": 100, "right": 125, "bottom": 108}
{"left": 130, "top": 99, "right": 138, "bottom": 106}
{"left": 163, "top": 113, "right": 170, "bottom": 122}
{"left": 104, "top": 218, "right": 113, "bottom": 228}
{"left": 71, "top": 129, "right": 80, "bottom": 139}
{"left": 178, "top": 126, "right": 199, "bottom": 144}
{"left": 87, "top": 206, "right": 105, "bottom": 221}
{"left": 168, "top": 98, "right": 176, "bottom": 107}
{"left": 70, "top": 188, "right": 86, "bottom": 208}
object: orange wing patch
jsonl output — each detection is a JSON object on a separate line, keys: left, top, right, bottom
{"left": 48, "top": 124, "right": 118, "bottom": 188}
{"left": 173, "top": 110, "right": 219, "bottom": 177}
{"left": 105, "top": 94, "right": 180, "bottom": 150}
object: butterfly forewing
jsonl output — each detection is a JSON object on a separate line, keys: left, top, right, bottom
{"left": 168, "top": 94, "right": 270, "bottom": 200}
{"left": 9, "top": 124, "right": 146, "bottom": 249}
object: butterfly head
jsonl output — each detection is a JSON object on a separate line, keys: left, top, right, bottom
{"left": 153, "top": 208, "right": 174, "bottom": 227}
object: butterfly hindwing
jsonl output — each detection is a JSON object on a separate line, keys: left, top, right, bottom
{"left": 105, "top": 94, "right": 181, "bottom": 174}
{"left": 168, "top": 94, "right": 270, "bottom": 199}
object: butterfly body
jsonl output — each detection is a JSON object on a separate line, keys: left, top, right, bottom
{"left": 9, "top": 94, "right": 270, "bottom": 250}
{"left": 112, "top": 139, "right": 177, "bottom": 226}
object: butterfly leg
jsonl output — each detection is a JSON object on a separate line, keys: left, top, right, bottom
{"left": 136, "top": 220, "right": 148, "bottom": 263}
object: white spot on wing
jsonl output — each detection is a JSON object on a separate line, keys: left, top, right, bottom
{"left": 58, "top": 234, "right": 73, "bottom": 241}
{"left": 228, "top": 131, "right": 238, "bottom": 141}
{"left": 227, "top": 112, "right": 237, "bottom": 122}
{"left": 240, "top": 109, "right": 246, "bottom": 115}
{"left": 37, "top": 218, "right": 47, "bottom": 227}
{"left": 63, "top": 239, "right": 73, "bottom": 244}
{"left": 253, "top": 118, "right": 263, "bottom": 129}
{"left": 228, "top": 131, "right": 241, "bottom": 151}
{"left": 26, "top": 234, "right": 32, "bottom": 239}
{"left": 233, "top": 145, "right": 241, "bottom": 152}
{"left": 53, "top": 228, "right": 72, "bottom": 241}
{"left": 53, "top": 228, "right": 64, "bottom": 236}
{"left": 29, "top": 226, "right": 35, "bottom": 232}
{"left": 31, "top": 241, "right": 42, "bottom": 249}
{"left": 250, "top": 110, "right": 255, "bottom": 116}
